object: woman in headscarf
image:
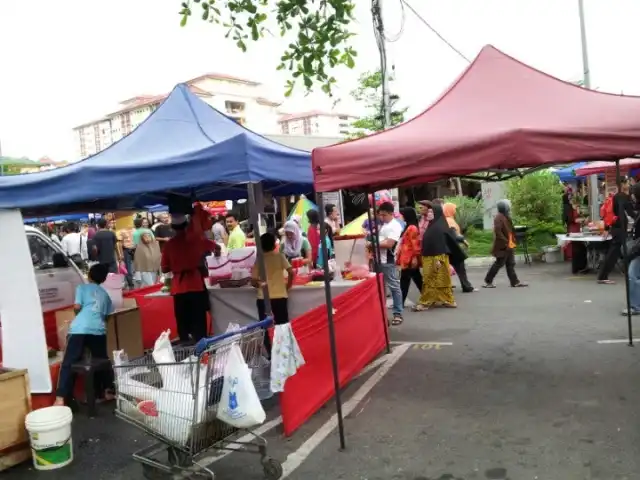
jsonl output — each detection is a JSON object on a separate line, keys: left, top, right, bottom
{"left": 561, "top": 189, "right": 583, "bottom": 263}
{"left": 443, "top": 202, "right": 461, "bottom": 235}
{"left": 280, "top": 220, "right": 312, "bottom": 265}
{"left": 443, "top": 202, "right": 476, "bottom": 292}
{"left": 396, "top": 207, "right": 423, "bottom": 309}
{"left": 413, "top": 204, "right": 456, "bottom": 311}
{"left": 133, "top": 230, "right": 161, "bottom": 286}
{"left": 417, "top": 201, "right": 432, "bottom": 242}
{"left": 483, "top": 199, "right": 528, "bottom": 288}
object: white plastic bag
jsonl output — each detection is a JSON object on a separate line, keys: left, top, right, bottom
{"left": 217, "top": 343, "right": 266, "bottom": 428}
{"left": 113, "top": 350, "right": 161, "bottom": 402}
{"left": 152, "top": 329, "right": 175, "bottom": 387}
{"left": 270, "top": 324, "right": 305, "bottom": 393}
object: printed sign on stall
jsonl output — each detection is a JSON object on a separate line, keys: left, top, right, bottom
{"left": 38, "top": 282, "right": 74, "bottom": 312}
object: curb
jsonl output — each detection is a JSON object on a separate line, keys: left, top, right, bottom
{"left": 466, "top": 254, "right": 529, "bottom": 268}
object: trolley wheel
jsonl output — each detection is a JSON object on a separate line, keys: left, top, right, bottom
{"left": 262, "top": 457, "right": 284, "bottom": 480}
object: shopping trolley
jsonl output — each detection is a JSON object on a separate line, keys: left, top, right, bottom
{"left": 113, "top": 318, "right": 283, "bottom": 479}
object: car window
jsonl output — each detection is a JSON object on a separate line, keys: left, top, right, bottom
{"left": 27, "top": 234, "right": 58, "bottom": 270}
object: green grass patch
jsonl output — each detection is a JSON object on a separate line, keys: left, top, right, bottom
{"left": 464, "top": 228, "right": 558, "bottom": 258}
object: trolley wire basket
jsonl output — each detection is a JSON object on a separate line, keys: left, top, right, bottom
{"left": 113, "top": 318, "right": 283, "bottom": 479}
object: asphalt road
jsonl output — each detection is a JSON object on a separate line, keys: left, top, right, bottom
{"left": 7, "top": 263, "right": 640, "bottom": 479}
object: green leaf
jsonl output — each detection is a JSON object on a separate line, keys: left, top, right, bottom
{"left": 180, "top": 14, "right": 189, "bottom": 27}
{"left": 344, "top": 53, "right": 355, "bottom": 69}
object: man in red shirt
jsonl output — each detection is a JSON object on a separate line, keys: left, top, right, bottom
{"left": 161, "top": 214, "right": 219, "bottom": 343}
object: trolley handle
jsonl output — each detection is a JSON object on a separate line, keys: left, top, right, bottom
{"left": 194, "top": 317, "right": 273, "bottom": 356}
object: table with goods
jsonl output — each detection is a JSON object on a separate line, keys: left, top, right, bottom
{"left": 146, "top": 247, "right": 373, "bottom": 332}
{"left": 557, "top": 220, "right": 628, "bottom": 272}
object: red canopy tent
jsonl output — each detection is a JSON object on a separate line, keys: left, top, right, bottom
{"left": 312, "top": 45, "right": 640, "bottom": 192}
{"left": 575, "top": 158, "right": 640, "bottom": 176}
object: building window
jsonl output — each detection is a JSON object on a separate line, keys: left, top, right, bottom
{"left": 225, "top": 101, "right": 245, "bottom": 115}
{"left": 339, "top": 115, "right": 349, "bottom": 121}
{"left": 303, "top": 118, "right": 311, "bottom": 135}
{"left": 281, "top": 122, "right": 289, "bottom": 134}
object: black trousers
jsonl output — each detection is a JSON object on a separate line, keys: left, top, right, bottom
{"left": 173, "top": 290, "right": 210, "bottom": 343}
{"left": 100, "top": 261, "right": 118, "bottom": 274}
{"left": 451, "top": 260, "right": 474, "bottom": 292}
{"left": 400, "top": 268, "right": 423, "bottom": 306}
{"left": 571, "top": 242, "right": 588, "bottom": 273}
{"left": 598, "top": 233, "right": 623, "bottom": 281}
{"left": 257, "top": 297, "right": 290, "bottom": 352}
{"left": 484, "top": 249, "right": 520, "bottom": 286}
{"left": 57, "top": 334, "right": 112, "bottom": 399}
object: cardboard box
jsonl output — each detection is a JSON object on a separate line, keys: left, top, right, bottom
{"left": 55, "top": 297, "right": 143, "bottom": 360}
{"left": 0, "top": 368, "right": 32, "bottom": 471}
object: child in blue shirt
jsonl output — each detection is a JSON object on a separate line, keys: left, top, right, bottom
{"left": 55, "top": 264, "right": 115, "bottom": 407}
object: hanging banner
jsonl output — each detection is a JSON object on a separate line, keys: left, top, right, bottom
{"left": 201, "top": 201, "right": 228, "bottom": 215}
{"left": 604, "top": 168, "right": 629, "bottom": 196}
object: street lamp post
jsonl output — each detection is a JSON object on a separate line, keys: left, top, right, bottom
{"left": 578, "top": 0, "right": 600, "bottom": 221}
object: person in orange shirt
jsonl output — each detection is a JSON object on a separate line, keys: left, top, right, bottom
{"left": 483, "top": 200, "right": 528, "bottom": 288}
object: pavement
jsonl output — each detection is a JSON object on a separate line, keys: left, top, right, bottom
{"left": 6, "top": 263, "right": 640, "bottom": 479}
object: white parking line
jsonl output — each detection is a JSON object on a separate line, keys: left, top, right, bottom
{"left": 390, "top": 341, "right": 453, "bottom": 346}
{"left": 280, "top": 343, "right": 412, "bottom": 478}
{"left": 597, "top": 339, "right": 639, "bottom": 344}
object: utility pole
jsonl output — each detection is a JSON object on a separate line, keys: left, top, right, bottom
{"left": 372, "top": 0, "right": 398, "bottom": 206}
{"left": 372, "top": 0, "right": 392, "bottom": 129}
{"left": 578, "top": 0, "right": 600, "bottom": 220}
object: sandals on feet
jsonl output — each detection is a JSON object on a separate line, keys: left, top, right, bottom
{"left": 511, "top": 283, "right": 529, "bottom": 288}
{"left": 391, "top": 315, "right": 404, "bottom": 326}
{"left": 598, "top": 280, "right": 615, "bottom": 285}
{"left": 482, "top": 283, "right": 496, "bottom": 289}
{"left": 412, "top": 304, "right": 429, "bottom": 312}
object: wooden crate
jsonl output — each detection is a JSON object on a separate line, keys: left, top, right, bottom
{"left": 0, "top": 368, "right": 32, "bottom": 471}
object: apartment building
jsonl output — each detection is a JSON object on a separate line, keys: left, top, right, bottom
{"left": 278, "top": 110, "right": 358, "bottom": 137}
{"left": 73, "top": 73, "right": 282, "bottom": 159}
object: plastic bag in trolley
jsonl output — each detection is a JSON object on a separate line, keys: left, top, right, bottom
{"left": 216, "top": 342, "right": 266, "bottom": 428}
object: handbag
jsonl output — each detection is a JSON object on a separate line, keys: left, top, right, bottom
{"left": 70, "top": 234, "right": 85, "bottom": 268}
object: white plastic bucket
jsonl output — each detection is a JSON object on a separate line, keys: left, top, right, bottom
{"left": 542, "top": 245, "right": 562, "bottom": 263}
{"left": 25, "top": 406, "right": 73, "bottom": 470}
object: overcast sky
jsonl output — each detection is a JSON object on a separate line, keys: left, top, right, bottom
{"left": 1, "top": 0, "right": 639, "bottom": 160}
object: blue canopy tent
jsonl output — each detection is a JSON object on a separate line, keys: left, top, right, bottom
{"left": 0, "top": 84, "right": 312, "bottom": 216}
{"left": 23, "top": 213, "right": 89, "bottom": 224}
{"left": 553, "top": 162, "right": 603, "bottom": 182}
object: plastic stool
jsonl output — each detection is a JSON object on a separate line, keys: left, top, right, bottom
{"left": 70, "top": 357, "right": 112, "bottom": 417}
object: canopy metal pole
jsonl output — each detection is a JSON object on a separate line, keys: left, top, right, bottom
{"left": 247, "top": 184, "right": 272, "bottom": 315}
{"left": 316, "top": 192, "right": 346, "bottom": 450}
{"left": 615, "top": 161, "right": 634, "bottom": 346}
{"left": 367, "top": 192, "right": 391, "bottom": 354}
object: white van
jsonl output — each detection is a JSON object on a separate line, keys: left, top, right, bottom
{"left": 25, "top": 226, "right": 86, "bottom": 312}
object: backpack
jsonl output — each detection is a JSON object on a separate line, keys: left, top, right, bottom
{"left": 600, "top": 194, "right": 618, "bottom": 227}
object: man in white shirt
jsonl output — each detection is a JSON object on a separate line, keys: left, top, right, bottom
{"left": 374, "top": 202, "right": 404, "bottom": 324}
{"left": 60, "top": 223, "right": 83, "bottom": 266}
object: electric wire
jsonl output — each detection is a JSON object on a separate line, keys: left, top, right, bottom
{"left": 400, "top": 0, "right": 471, "bottom": 63}
{"left": 382, "top": 0, "right": 405, "bottom": 42}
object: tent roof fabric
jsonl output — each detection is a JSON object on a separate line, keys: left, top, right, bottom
{"left": 312, "top": 45, "right": 640, "bottom": 192}
{"left": 553, "top": 162, "right": 590, "bottom": 181}
{"left": 0, "top": 84, "right": 312, "bottom": 216}
{"left": 575, "top": 158, "right": 640, "bottom": 176}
